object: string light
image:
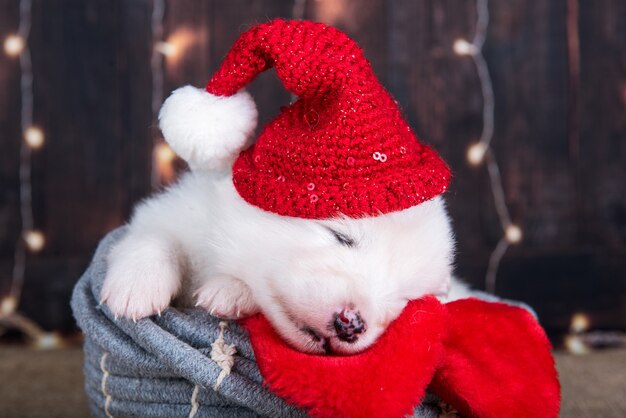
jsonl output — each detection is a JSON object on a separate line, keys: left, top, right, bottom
{"left": 453, "top": 39, "right": 477, "bottom": 56}
{"left": 153, "top": 142, "right": 176, "bottom": 183}
{"left": 24, "top": 126, "right": 44, "bottom": 149}
{"left": 564, "top": 312, "right": 625, "bottom": 353}
{"left": 0, "top": 0, "right": 58, "bottom": 349}
{"left": 565, "top": 312, "right": 591, "bottom": 355}
{"left": 33, "top": 332, "right": 63, "bottom": 350}
{"left": 466, "top": 142, "right": 487, "bottom": 165}
{"left": 3, "top": 34, "right": 25, "bottom": 56}
{"left": 23, "top": 229, "right": 45, "bottom": 252}
{"left": 570, "top": 312, "right": 590, "bottom": 333}
{"left": 504, "top": 224, "right": 522, "bottom": 244}
{"left": 162, "top": 28, "right": 196, "bottom": 67}
{"left": 155, "top": 141, "right": 175, "bottom": 163}
{"left": 154, "top": 40, "right": 176, "bottom": 57}
{"left": 0, "top": 297, "right": 17, "bottom": 317}
{"left": 564, "top": 334, "right": 590, "bottom": 355}
{"left": 455, "top": 0, "right": 521, "bottom": 293}
{"left": 5, "top": 0, "right": 37, "bottom": 313}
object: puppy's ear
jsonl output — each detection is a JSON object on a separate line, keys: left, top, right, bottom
{"left": 158, "top": 86, "right": 258, "bottom": 171}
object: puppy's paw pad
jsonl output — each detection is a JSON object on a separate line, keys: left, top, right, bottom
{"left": 195, "top": 277, "right": 258, "bottom": 319}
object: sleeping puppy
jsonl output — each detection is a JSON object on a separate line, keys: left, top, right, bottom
{"left": 100, "top": 166, "right": 465, "bottom": 354}
{"left": 101, "top": 20, "right": 472, "bottom": 354}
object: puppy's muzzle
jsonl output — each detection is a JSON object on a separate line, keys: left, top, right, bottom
{"left": 333, "top": 309, "right": 366, "bottom": 343}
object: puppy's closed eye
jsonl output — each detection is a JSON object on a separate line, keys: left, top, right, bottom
{"left": 326, "top": 227, "right": 356, "bottom": 248}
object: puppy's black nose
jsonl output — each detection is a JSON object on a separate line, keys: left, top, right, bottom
{"left": 333, "top": 309, "right": 366, "bottom": 343}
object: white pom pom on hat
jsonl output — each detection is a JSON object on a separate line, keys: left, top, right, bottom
{"left": 158, "top": 86, "right": 258, "bottom": 170}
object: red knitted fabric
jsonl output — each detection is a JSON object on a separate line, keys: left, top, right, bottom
{"left": 207, "top": 19, "right": 451, "bottom": 219}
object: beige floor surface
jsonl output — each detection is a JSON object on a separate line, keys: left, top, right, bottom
{"left": 0, "top": 346, "right": 624, "bottom": 417}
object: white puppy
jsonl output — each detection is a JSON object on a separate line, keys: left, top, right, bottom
{"left": 101, "top": 168, "right": 464, "bottom": 354}
{"left": 101, "top": 144, "right": 469, "bottom": 354}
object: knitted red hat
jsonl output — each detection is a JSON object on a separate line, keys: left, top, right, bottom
{"left": 160, "top": 19, "right": 450, "bottom": 219}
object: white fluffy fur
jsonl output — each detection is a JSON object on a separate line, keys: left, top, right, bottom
{"left": 158, "top": 86, "right": 258, "bottom": 170}
{"left": 101, "top": 167, "right": 471, "bottom": 353}
{"left": 103, "top": 87, "right": 472, "bottom": 353}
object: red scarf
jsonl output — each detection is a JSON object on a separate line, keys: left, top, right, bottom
{"left": 242, "top": 296, "right": 560, "bottom": 418}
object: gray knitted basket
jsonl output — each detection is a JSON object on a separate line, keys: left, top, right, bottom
{"left": 72, "top": 228, "right": 445, "bottom": 417}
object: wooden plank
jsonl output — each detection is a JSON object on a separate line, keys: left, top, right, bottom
{"left": 577, "top": 0, "right": 626, "bottom": 248}
{"left": 28, "top": 0, "right": 153, "bottom": 257}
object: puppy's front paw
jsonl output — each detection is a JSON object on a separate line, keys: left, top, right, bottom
{"left": 100, "top": 235, "right": 181, "bottom": 321}
{"left": 195, "top": 276, "right": 259, "bottom": 319}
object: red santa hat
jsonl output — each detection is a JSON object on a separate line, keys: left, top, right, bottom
{"left": 159, "top": 19, "right": 451, "bottom": 219}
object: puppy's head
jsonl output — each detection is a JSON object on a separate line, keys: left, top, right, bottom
{"left": 233, "top": 194, "right": 455, "bottom": 354}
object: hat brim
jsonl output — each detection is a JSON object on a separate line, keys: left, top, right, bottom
{"left": 232, "top": 144, "right": 451, "bottom": 219}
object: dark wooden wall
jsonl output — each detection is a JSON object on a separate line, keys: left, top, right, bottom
{"left": 0, "top": 0, "right": 624, "bottom": 339}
